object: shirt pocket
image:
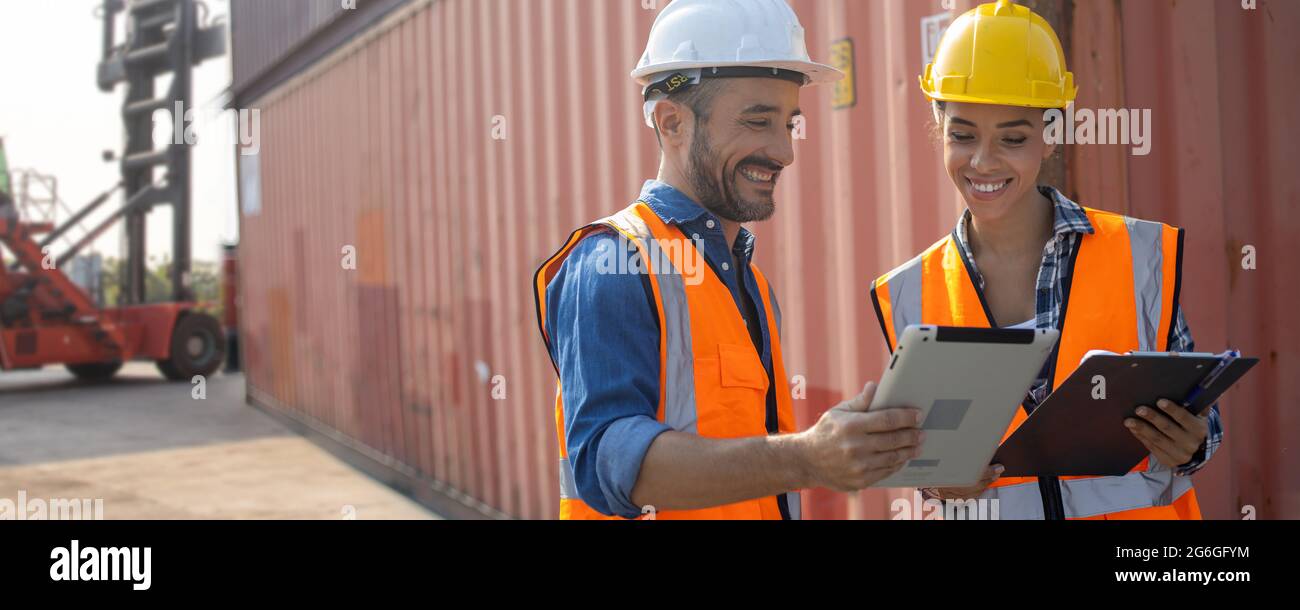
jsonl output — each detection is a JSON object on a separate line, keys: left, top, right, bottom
{"left": 694, "top": 343, "right": 769, "bottom": 438}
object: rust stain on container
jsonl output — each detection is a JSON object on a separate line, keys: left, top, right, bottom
{"left": 235, "top": 0, "right": 1299, "bottom": 519}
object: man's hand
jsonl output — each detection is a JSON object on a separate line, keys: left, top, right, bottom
{"left": 924, "top": 464, "right": 1004, "bottom": 501}
{"left": 1125, "top": 398, "right": 1209, "bottom": 468}
{"left": 796, "top": 382, "right": 924, "bottom": 492}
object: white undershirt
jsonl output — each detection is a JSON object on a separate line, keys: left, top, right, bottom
{"left": 1004, "top": 318, "right": 1036, "bottom": 330}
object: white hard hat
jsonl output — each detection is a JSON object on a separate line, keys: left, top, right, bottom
{"left": 634, "top": 0, "right": 842, "bottom": 127}
{"left": 632, "top": 0, "right": 844, "bottom": 88}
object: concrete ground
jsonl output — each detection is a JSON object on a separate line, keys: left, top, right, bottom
{"left": 0, "top": 362, "right": 436, "bottom": 519}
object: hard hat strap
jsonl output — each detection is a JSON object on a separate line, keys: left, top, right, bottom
{"left": 643, "top": 67, "right": 808, "bottom": 101}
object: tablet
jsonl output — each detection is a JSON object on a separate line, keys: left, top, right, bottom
{"left": 868, "top": 325, "right": 1060, "bottom": 488}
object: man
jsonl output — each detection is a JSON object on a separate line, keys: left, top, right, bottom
{"left": 533, "top": 0, "right": 924, "bottom": 520}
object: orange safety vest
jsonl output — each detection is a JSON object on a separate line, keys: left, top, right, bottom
{"left": 870, "top": 206, "right": 1201, "bottom": 520}
{"left": 534, "top": 201, "right": 798, "bottom": 520}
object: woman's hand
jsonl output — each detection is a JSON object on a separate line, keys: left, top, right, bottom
{"left": 1125, "top": 399, "right": 1209, "bottom": 468}
{"left": 923, "top": 464, "right": 1004, "bottom": 501}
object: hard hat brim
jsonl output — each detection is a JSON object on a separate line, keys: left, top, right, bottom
{"left": 920, "top": 75, "right": 1077, "bottom": 110}
{"left": 921, "top": 89, "right": 1076, "bottom": 110}
{"left": 632, "top": 60, "right": 844, "bottom": 87}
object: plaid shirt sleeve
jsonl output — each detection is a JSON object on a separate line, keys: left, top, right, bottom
{"left": 1167, "top": 305, "right": 1224, "bottom": 476}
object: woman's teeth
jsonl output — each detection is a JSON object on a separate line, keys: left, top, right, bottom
{"left": 741, "top": 167, "right": 776, "bottom": 183}
{"left": 969, "top": 178, "right": 1010, "bottom": 194}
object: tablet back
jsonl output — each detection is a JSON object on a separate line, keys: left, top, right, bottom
{"left": 869, "top": 325, "right": 1059, "bottom": 488}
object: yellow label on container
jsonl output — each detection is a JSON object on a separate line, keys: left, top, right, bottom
{"left": 830, "top": 38, "right": 856, "bottom": 110}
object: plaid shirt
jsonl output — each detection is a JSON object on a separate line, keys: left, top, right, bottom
{"left": 953, "top": 187, "right": 1221, "bottom": 476}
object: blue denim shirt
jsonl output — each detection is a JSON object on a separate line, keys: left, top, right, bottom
{"left": 544, "top": 180, "right": 777, "bottom": 518}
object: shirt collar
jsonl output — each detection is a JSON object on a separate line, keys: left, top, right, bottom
{"left": 1044, "top": 186, "right": 1095, "bottom": 237}
{"left": 639, "top": 180, "right": 711, "bottom": 226}
{"left": 637, "top": 180, "right": 757, "bottom": 258}
{"left": 956, "top": 186, "right": 1094, "bottom": 247}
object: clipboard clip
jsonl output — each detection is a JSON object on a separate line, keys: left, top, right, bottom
{"left": 1181, "top": 349, "right": 1241, "bottom": 408}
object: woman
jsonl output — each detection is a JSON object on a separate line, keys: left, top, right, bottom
{"left": 869, "top": 0, "right": 1220, "bottom": 520}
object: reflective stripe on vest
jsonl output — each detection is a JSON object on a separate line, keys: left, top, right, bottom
{"left": 559, "top": 456, "right": 577, "bottom": 500}
{"left": 536, "top": 202, "right": 798, "bottom": 520}
{"left": 600, "top": 207, "right": 701, "bottom": 433}
{"left": 557, "top": 450, "right": 804, "bottom": 519}
{"left": 870, "top": 207, "right": 1199, "bottom": 520}
{"left": 984, "top": 471, "right": 1194, "bottom": 519}
{"left": 1126, "top": 217, "right": 1167, "bottom": 352}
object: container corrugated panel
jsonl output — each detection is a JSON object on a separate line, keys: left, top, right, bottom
{"left": 1067, "top": 0, "right": 1300, "bottom": 520}
{"left": 229, "top": 0, "right": 349, "bottom": 95}
{"left": 236, "top": 0, "right": 1299, "bottom": 519}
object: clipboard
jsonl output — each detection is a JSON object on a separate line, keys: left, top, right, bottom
{"left": 993, "top": 351, "right": 1258, "bottom": 477}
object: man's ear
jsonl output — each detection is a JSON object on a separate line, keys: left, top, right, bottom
{"left": 653, "top": 99, "right": 689, "bottom": 145}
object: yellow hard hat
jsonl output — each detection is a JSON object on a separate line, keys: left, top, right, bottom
{"left": 920, "top": 0, "right": 1076, "bottom": 109}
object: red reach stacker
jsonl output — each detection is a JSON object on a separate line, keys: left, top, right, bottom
{"left": 0, "top": 0, "right": 228, "bottom": 381}
{"left": 0, "top": 211, "right": 221, "bottom": 381}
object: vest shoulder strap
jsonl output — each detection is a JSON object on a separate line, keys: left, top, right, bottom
{"left": 599, "top": 202, "right": 656, "bottom": 243}
{"left": 1074, "top": 206, "right": 1185, "bottom": 353}
{"left": 870, "top": 234, "right": 956, "bottom": 352}
{"left": 532, "top": 202, "right": 658, "bottom": 361}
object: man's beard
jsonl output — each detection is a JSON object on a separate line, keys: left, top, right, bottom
{"left": 686, "top": 127, "right": 777, "bottom": 224}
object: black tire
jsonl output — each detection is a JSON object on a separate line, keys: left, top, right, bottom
{"left": 156, "top": 312, "right": 226, "bottom": 381}
{"left": 156, "top": 358, "right": 181, "bottom": 380}
{"left": 66, "top": 361, "right": 123, "bottom": 381}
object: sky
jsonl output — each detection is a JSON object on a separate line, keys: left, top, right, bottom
{"left": 0, "top": 0, "right": 238, "bottom": 264}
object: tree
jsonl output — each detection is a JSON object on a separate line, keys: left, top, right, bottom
{"left": 99, "top": 256, "right": 223, "bottom": 320}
